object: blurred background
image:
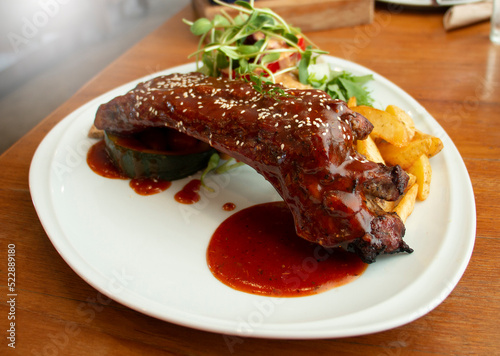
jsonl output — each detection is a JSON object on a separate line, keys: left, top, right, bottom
{"left": 0, "top": 0, "right": 189, "bottom": 154}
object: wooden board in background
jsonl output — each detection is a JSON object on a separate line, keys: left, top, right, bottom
{"left": 192, "top": 0, "right": 374, "bottom": 31}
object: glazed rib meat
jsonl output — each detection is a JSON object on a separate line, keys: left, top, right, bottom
{"left": 94, "top": 72, "right": 412, "bottom": 263}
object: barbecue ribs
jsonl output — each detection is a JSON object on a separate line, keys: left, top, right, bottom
{"left": 94, "top": 72, "right": 412, "bottom": 263}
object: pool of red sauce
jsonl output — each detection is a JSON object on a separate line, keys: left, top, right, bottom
{"left": 87, "top": 140, "right": 171, "bottom": 196}
{"left": 207, "top": 202, "right": 367, "bottom": 297}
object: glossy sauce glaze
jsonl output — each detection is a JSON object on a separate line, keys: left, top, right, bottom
{"left": 174, "top": 179, "right": 202, "bottom": 204}
{"left": 87, "top": 140, "right": 171, "bottom": 196}
{"left": 222, "top": 202, "right": 236, "bottom": 211}
{"left": 87, "top": 140, "right": 127, "bottom": 179}
{"left": 129, "top": 178, "right": 172, "bottom": 196}
{"left": 207, "top": 202, "right": 367, "bottom": 297}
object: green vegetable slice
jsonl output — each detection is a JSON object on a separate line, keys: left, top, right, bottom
{"left": 104, "top": 129, "right": 216, "bottom": 181}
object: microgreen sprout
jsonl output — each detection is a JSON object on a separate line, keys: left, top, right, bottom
{"left": 200, "top": 152, "right": 220, "bottom": 192}
{"left": 183, "top": 0, "right": 326, "bottom": 85}
{"left": 200, "top": 152, "right": 244, "bottom": 191}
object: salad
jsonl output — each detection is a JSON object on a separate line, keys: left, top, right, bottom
{"left": 184, "top": 0, "right": 374, "bottom": 105}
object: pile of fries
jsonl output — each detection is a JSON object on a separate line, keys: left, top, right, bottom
{"left": 347, "top": 98, "right": 443, "bottom": 223}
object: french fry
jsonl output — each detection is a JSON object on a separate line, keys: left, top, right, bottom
{"left": 407, "top": 154, "right": 432, "bottom": 201}
{"left": 356, "top": 135, "right": 385, "bottom": 164}
{"left": 373, "top": 198, "right": 396, "bottom": 213}
{"left": 385, "top": 105, "right": 416, "bottom": 141}
{"left": 353, "top": 105, "right": 412, "bottom": 147}
{"left": 347, "top": 96, "right": 357, "bottom": 108}
{"left": 394, "top": 183, "right": 418, "bottom": 223}
{"left": 352, "top": 103, "right": 442, "bottom": 223}
{"left": 406, "top": 172, "right": 417, "bottom": 189}
{"left": 412, "top": 130, "right": 444, "bottom": 158}
{"left": 377, "top": 136, "right": 441, "bottom": 170}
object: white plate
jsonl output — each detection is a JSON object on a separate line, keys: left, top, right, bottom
{"left": 29, "top": 57, "right": 476, "bottom": 339}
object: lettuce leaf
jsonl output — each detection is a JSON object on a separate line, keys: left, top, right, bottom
{"left": 307, "top": 63, "right": 374, "bottom": 106}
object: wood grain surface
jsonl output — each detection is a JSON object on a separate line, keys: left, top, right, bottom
{"left": 192, "top": 0, "right": 374, "bottom": 31}
{"left": 1, "top": 4, "right": 499, "bottom": 355}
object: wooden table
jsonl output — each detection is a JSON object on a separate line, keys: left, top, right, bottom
{"left": 1, "top": 4, "right": 499, "bottom": 355}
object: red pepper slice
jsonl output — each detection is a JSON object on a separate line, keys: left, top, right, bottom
{"left": 265, "top": 36, "right": 306, "bottom": 74}
{"left": 220, "top": 36, "right": 306, "bottom": 77}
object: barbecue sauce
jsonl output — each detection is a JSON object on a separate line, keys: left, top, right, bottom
{"left": 86, "top": 141, "right": 204, "bottom": 201}
{"left": 87, "top": 140, "right": 171, "bottom": 196}
{"left": 222, "top": 202, "right": 236, "bottom": 211}
{"left": 87, "top": 140, "right": 127, "bottom": 179}
{"left": 174, "top": 179, "right": 202, "bottom": 204}
{"left": 207, "top": 202, "right": 367, "bottom": 297}
{"left": 130, "top": 178, "right": 171, "bottom": 196}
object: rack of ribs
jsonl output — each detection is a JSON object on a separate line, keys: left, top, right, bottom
{"left": 94, "top": 72, "right": 412, "bottom": 263}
